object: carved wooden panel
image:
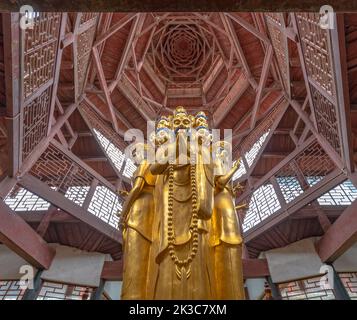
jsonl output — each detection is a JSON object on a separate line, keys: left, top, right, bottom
{"left": 30, "top": 143, "right": 93, "bottom": 196}
{"left": 80, "top": 13, "right": 99, "bottom": 26}
{"left": 265, "top": 13, "right": 290, "bottom": 95}
{"left": 37, "top": 281, "right": 93, "bottom": 300}
{"left": 296, "top": 13, "right": 334, "bottom": 95}
{"left": 241, "top": 139, "right": 336, "bottom": 233}
{"left": 23, "top": 13, "right": 61, "bottom": 98}
{"left": 279, "top": 276, "right": 335, "bottom": 300}
{"left": 238, "top": 98, "right": 286, "bottom": 166}
{"left": 88, "top": 185, "right": 121, "bottom": 228}
{"left": 0, "top": 281, "right": 26, "bottom": 300}
{"left": 311, "top": 86, "right": 341, "bottom": 154}
{"left": 295, "top": 13, "right": 343, "bottom": 158}
{"left": 4, "top": 185, "right": 51, "bottom": 211}
{"left": 22, "top": 86, "right": 51, "bottom": 160}
{"left": 339, "top": 272, "right": 357, "bottom": 300}
{"left": 242, "top": 183, "right": 281, "bottom": 232}
{"left": 80, "top": 102, "right": 126, "bottom": 151}
{"left": 21, "top": 13, "right": 62, "bottom": 163}
{"left": 75, "top": 22, "right": 98, "bottom": 97}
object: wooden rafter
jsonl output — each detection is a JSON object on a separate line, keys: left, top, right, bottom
{"left": 0, "top": 201, "right": 55, "bottom": 269}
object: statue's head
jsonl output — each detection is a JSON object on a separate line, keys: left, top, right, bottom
{"left": 155, "top": 116, "right": 173, "bottom": 146}
{"left": 157, "top": 115, "right": 171, "bottom": 130}
{"left": 213, "top": 141, "right": 232, "bottom": 160}
{"left": 194, "top": 111, "right": 211, "bottom": 146}
{"left": 195, "top": 111, "right": 208, "bottom": 128}
{"left": 172, "top": 106, "right": 193, "bottom": 134}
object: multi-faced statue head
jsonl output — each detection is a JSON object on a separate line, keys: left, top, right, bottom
{"left": 172, "top": 106, "right": 193, "bottom": 134}
{"left": 155, "top": 115, "right": 173, "bottom": 145}
{"left": 213, "top": 140, "right": 232, "bottom": 171}
{"left": 194, "top": 111, "right": 211, "bottom": 146}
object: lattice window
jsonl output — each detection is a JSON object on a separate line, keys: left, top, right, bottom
{"left": 123, "top": 158, "right": 137, "bottom": 179}
{"left": 339, "top": 273, "right": 357, "bottom": 300}
{"left": 23, "top": 13, "right": 61, "bottom": 98}
{"left": 316, "top": 180, "right": 357, "bottom": 206}
{"left": 80, "top": 102, "right": 127, "bottom": 151}
{"left": 80, "top": 13, "right": 99, "bottom": 25}
{"left": 276, "top": 176, "right": 304, "bottom": 203}
{"left": 244, "top": 130, "right": 270, "bottom": 167}
{"left": 37, "top": 281, "right": 93, "bottom": 300}
{"left": 232, "top": 158, "right": 247, "bottom": 181}
{"left": 4, "top": 186, "right": 51, "bottom": 211}
{"left": 265, "top": 14, "right": 290, "bottom": 94}
{"left": 296, "top": 13, "right": 334, "bottom": 95}
{"left": 242, "top": 184, "right": 281, "bottom": 232}
{"left": 22, "top": 86, "right": 51, "bottom": 160}
{"left": 311, "top": 86, "right": 341, "bottom": 155}
{"left": 0, "top": 281, "right": 26, "bottom": 300}
{"left": 30, "top": 144, "right": 93, "bottom": 199}
{"left": 295, "top": 141, "right": 335, "bottom": 178}
{"left": 94, "top": 129, "right": 126, "bottom": 172}
{"left": 64, "top": 186, "right": 90, "bottom": 206}
{"left": 88, "top": 186, "right": 122, "bottom": 228}
{"left": 76, "top": 23, "right": 97, "bottom": 96}
{"left": 279, "top": 276, "right": 335, "bottom": 300}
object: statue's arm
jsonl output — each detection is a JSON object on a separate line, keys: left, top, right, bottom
{"left": 150, "top": 162, "right": 169, "bottom": 175}
{"left": 120, "top": 176, "right": 145, "bottom": 219}
{"left": 215, "top": 160, "right": 241, "bottom": 189}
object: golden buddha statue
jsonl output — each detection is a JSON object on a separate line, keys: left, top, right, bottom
{"left": 120, "top": 143, "right": 156, "bottom": 300}
{"left": 210, "top": 141, "right": 245, "bottom": 299}
{"left": 120, "top": 107, "right": 245, "bottom": 300}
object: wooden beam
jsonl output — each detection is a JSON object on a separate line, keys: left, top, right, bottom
{"left": 17, "top": 99, "right": 80, "bottom": 176}
{"left": 243, "top": 258, "right": 270, "bottom": 278}
{"left": 244, "top": 169, "right": 346, "bottom": 243}
{"left": 114, "top": 14, "right": 141, "bottom": 82}
{"left": 36, "top": 206, "right": 57, "bottom": 237}
{"left": 331, "top": 14, "right": 354, "bottom": 173}
{"left": 3, "top": 13, "right": 21, "bottom": 176}
{"left": 225, "top": 13, "right": 270, "bottom": 44}
{"left": 100, "top": 258, "right": 270, "bottom": 281}
{"left": 317, "top": 198, "right": 357, "bottom": 262}
{"left": 94, "top": 13, "right": 137, "bottom": 47}
{"left": 250, "top": 45, "right": 273, "bottom": 129}
{"left": 92, "top": 47, "right": 120, "bottom": 133}
{"left": 0, "top": 201, "right": 55, "bottom": 269}
{"left": 19, "top": 174, "right": 122, "bottom": 244}
{"left": 213, "top": 73, "right": 249, "bottom": 127}
{"left": 101, "top": 260, "right": 123, "bottom": 281}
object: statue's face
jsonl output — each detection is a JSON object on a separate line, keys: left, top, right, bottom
{"left": 195, "top": 116, "right": 208, "bottom": 128}
{"left": 157, "top": 119, "right": 170, "bottom": 129}
{"left": 196, "top": 128, "right": 212, "bottom": 146}
{"left": 172, "top": 113, "right": 191, "bottom": 133}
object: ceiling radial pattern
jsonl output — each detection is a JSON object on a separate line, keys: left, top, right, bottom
{"left": 152, "top": 23, "right": 214, "bottom": 84}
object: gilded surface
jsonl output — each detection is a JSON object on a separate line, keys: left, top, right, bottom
{"left": 120, "top": 107, "right": 246, "bottom": 300}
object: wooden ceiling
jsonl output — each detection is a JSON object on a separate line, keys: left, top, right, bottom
{"left": 0, "top": 12, "right": 356, "bottom": 263}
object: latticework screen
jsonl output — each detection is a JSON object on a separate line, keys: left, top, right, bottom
{"left": 279, "top": 276, "right": 335, "bottom": 300}
{"left": 37, "top": 281, "right": 94, "bottom": 300}
{"left": 0, "top": 281, "right": 26, "bottom": 300}
{"left": 241, "top": 139, "right": 336, "bottom": 232}
{"left": 339, "top": 272, "right": 357, "bottom": 300}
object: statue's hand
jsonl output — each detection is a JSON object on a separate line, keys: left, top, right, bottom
{"left": 233, "top": 183, "right": 244, "bottom": 195}
{"left": 118, "top": 190, "right": 129, "bottom": 198}
{"left": 233, "top": 159, "right": 241, "bottom": 169}
{"left": 235, "top": 202, "right": 249, "bottom": 211}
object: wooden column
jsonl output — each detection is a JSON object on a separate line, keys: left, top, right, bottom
{"left": 22, "top": 270, "right": 44, "bottom": 300}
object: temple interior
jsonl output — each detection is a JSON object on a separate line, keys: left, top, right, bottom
{"left": 0, "top": 12, "right": 357, "bottom": 300}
